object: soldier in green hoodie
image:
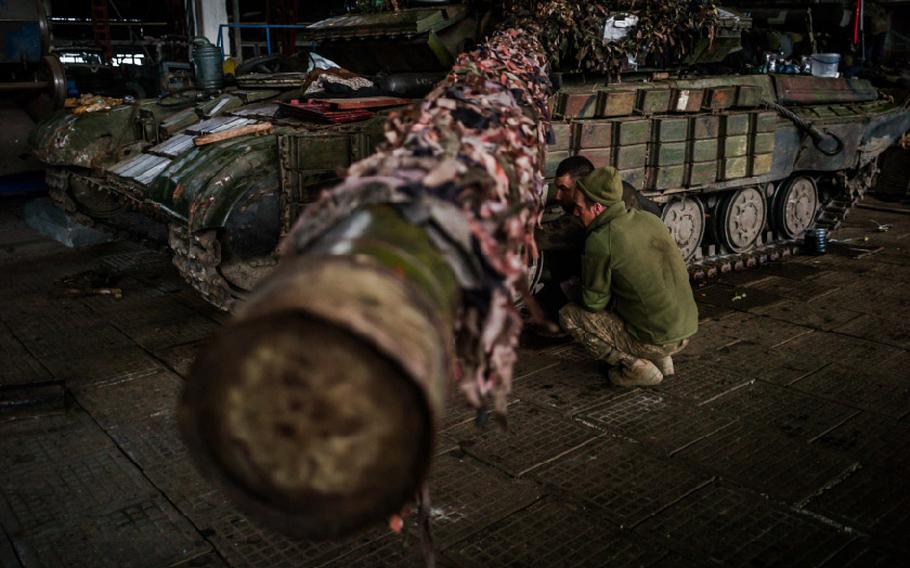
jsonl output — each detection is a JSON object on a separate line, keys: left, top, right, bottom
{"left": 559, "top": 167, "right": 698, "bottom": 387}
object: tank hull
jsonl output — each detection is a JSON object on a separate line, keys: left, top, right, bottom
{"left": 28, "top": 3, "right": 910, "bottom": 309}
{"left": 539, "top": 73, "right": 910, "bottom": 282}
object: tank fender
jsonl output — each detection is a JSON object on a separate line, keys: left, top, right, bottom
{"left": 185, "top": 138, "right": 280, "bottom": 233}
{"left": 793, "top": 119, "right": 864, "bottom": 172}
{"left": 30, "top": 105, "right": 139, "bottom": 168}
{"left": 858, "top": 106, "right": 910, "bottom": 166}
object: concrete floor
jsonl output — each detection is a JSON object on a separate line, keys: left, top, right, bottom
{"left": 1, "top": 194, "right": 909, "bottom": 567}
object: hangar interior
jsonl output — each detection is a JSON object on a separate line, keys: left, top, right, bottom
{"left": 1, "top": 1, "right": 910, "bottom": 567}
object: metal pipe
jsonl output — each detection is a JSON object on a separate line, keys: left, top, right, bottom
{"left": 232, "top": 0, "right": 242, "bottom": 60}
{"left": 0, "top": 81, "right": 51, "bottom": 92}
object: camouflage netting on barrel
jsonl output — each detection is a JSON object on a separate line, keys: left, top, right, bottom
{"left": 178, "top": 25, "right": 553, "bottom": 546}
{"left": 284, "top": 27, "right": 551, "bottom": 414}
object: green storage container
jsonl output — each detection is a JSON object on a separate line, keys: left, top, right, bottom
{"left": 755, "top": 111, "right": 777, "bottom": 132}
{"left": 636, "top": 88, "right": 672, "bottom": 114}
{"left": 616, "top": 144, "right": 648, "bottom": 169}
{"left": 582, "top": 147, "right": 613, "bottom": 168}
{"left": 751, "top": 153, "right": 774, "bottom": 176}
{"left": 574, "top": 121, "right": 613, "bottom": 149}
{"left": 691, "top": 138, "right": 719, "bottom": 162}
{"left": 548, "top": 122, "right": 573, "bottom": 151}
{"left": 559, "top": 91, "right": 599, "bottom": 119}
{"left": 724, "top": 113, "right": 751, "bottom": 136}
{"left": 753, "top": 132, "right": 775, "bottom": 154}
{"left": 704, "top": 86, "right": 736, "bottom": 110}
{"left": 722, "top": 156, "right": 748, "bottom": 179}
{"left": 671, "top": 88, "right": 705, "bottom": 113}
{"left": 651, "top": 164, "right": 686, "bottom": 190}
{"left": 688, "top": 161, "right": 718, "bottom": 186}
{"left": 691, "top": 115, "right": 720, "bottom": 139}
{"left": 653, "top": 141, "right": 687, "bottom": 166}
{"left": 723, "top": 135, "right": 749, "bottom": 157}
{"left": 736, "top": 85, "right": 763, "bottom": 108}
{"left": 598, "top": 89, "right": 637, "bottom": 117}
{"left": 655, "top": 117, "right": 689, "bottom": 142}
{"left": 615, "top": 119, "right": 651, "bottom": 145}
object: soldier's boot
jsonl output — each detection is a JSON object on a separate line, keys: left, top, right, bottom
{"left": 653, "top": 356, "right": 674, "bottom": 377}
{"left": 608, "top": 358, "right": 663, "bottom": 387}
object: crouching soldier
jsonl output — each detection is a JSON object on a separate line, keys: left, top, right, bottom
{"left": 559, "top": 167, "right": 698, "bottom": 387}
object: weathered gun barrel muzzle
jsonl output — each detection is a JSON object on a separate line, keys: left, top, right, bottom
{"left": 179, "top": 248, "right": 452, "bottom": 538}
{"left": 178, "top": 23, "right": 549, "bottom": 541}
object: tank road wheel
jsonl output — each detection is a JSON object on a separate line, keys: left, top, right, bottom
{"left": 773, "top": 177, "right": 819, "bottom": 239}
{"left": 717, "top": 186, "right": 767, "bottom": 254}
{"left": 661, "top": 196, "right": 705, "bottom": 261}
{"left": 70, "top": 176, "right": 124, "bottom": 219}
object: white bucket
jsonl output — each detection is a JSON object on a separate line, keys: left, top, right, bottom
{"left": 809, "top": 53, "right": 840, "bottom": 78}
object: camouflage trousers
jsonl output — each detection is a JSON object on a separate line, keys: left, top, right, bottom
{"left": 558, "top": 303, "right": 688, "bottom": 366}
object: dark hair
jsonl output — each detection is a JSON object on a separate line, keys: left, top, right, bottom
{"left": 554, "top": 155, "right": 594, "bottom": 179}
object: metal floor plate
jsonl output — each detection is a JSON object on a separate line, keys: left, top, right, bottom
{"left": 804, "top": 465, "right": 910, "bottom": 542}
{"left": 834, "top": 313, "right": 910, "bottom": 349}
{"left": 635, "top": 484, "right": 851, "bottom": 567}
{"left": 790, "top": 363, "right": 910, "bottom": 420}
{"left": 577, "top": 390, "right": 736, "bottom": 455}
{"left": 512, "top": 347, "right": 562, "bottom": 380}
{"left": 743, "top": 275, "right": 840, "bottom": 302}
{"left": 202, "top": 509, "right": 388, "bottom": 568}
{"left": 315, "top": 535, "right": 448, "bottom": 568}
{"left": 513, "top": 359, "right": 633, "bottom": 416}
{"left": 0, "top": 322, "right": 50, "bottom": 388}
{"left": 821, "top": 540, "right": 903, "bottom": 567}
{"left": 10, "top": 495, "right": 211, "bottom": 568}
{"left": 811, "top": 411, "right": 910, "bottom": 472}
{"left": 752, "top": 298, "right": 868, "bottom": 332}
{"left": 153, "top": 341, "right": 202, "bottom": 377}
{"left": 0, "top": 410, "right": 209, "bottom": 568}
{"left": 43, "top": 344, "right": 164, "bottom": 389}
{"left": 447, "top": 499, "right": 668, "bottom": 568}
{"left": 448, "top": 401, "right": 599, "bottom": 477}
{"left": 706, "top": 380, "right": 860, "bottom": 441}
{"left": 771, "top": 330, "right": 903, "bottom": 373}
{"left": 654, "top": 353, "right": 757, "bottom": 405}
{"left": 676, "top": 421, "right": 859, "bottom": 504}
{"left": 115, "top": 313, "right": 221, "bottom": 352}
{"left": 693, "top": 283, "right": 785, "bottom": 312}
{"left": 531, "top": 437, "right": 713, "bottom": 527}
{"left": 408, "top": 452, "right": 541, "bottom": 546}
{"left": 711, "top": 312, "right": 811, "bottom": 347}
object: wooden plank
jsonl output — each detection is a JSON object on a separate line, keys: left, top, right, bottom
{"left": 320, "top": 96, "right": 412, "bottom": 110}
{"left": 194, "top": 123, "right": 273, "bottom": 146}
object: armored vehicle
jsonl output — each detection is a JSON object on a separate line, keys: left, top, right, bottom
{"left": 30, "top": 4, "right": 480, "bottom": 310}
{"left": 537, "top": 73, "right": 910, "bottom": 283}
{"left": 30, "top": 2, "right": 910, "bottom": 310}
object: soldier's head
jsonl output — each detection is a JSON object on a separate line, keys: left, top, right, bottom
{"left": 572, "top": 167, "right": 624, "bottom": 227}
{"left": 554, "top": 155, "right": 594, "bottom": 214}
{"left": 571, "top": 188, "right": 605, "bottom": 227}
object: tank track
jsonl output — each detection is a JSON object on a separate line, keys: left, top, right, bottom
{"left": 168, "top": 224, "right": 240, "bottom": 312}
{"left": 686, "top": 166, "right": 874, "bottom": 283}
{"left": 48, "top": 164, "right": 874, "bottom": 311}
{"left": 45, "top": 167, "right": 168, "bottom": 248}
{"left": 47, "top": 167, "right": 240, "bottom": 311}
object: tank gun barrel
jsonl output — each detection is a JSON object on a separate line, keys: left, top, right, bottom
{"left": 178, "top": 27, "right": 550, "bottom": 539}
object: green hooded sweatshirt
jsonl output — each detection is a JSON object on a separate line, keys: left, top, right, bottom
{"left": 577, "top": 169, "right": 698, "bottom": 345}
